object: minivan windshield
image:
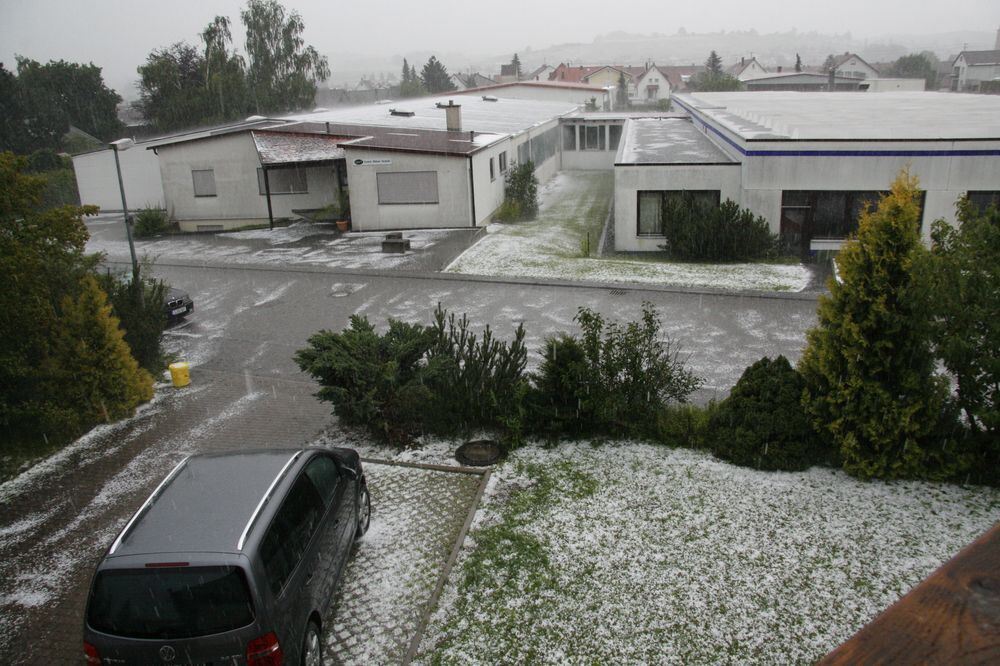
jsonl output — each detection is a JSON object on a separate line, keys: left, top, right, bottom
{"left": 88, "top": 566, "right": 254, "bottom": 639}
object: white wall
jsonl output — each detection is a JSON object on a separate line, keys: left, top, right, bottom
{"left": 73, "top": 147, "right": 165, "bottom": 212}
{"left": 735, "top": 141, "right": 1000, "bottom": 237}
{"left": 345, "top": 148, "right": 473, "bottom": 231}
{"left": 561, "top": 122, "right": 624, "bottom": 170}
{"left": 862, "top": 78, "right": 926, "bottom": 92}
{"left": 471, "top": 140, "right": 512, "bottom": 223}
{"left": 614, "top": 164, "right": 742, "bottom": 251}
{"left": 158, "top": 133, "right": 339, "bottom": 231}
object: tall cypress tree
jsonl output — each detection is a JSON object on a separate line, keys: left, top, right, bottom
{"left": 799, "top": 170, "right": 959, "bottom": 480}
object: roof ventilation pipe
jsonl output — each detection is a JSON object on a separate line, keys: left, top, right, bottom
{"left": 443, "top": 100, "right": 462, "bottom": 132}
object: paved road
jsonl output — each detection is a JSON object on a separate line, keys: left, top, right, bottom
{"left": 0, "top": 218, "right": 819, "bottom": 663}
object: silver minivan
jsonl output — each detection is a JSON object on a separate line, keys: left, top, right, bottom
{"left": 83, "top": 447, "right": 371, "bottom": 665}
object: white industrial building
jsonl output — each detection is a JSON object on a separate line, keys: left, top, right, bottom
{"left": 616, "top": 92, "right": 1000, "bottom": 256}
{"left": 76, "top": 90, "right": 1000, "bottom": 254}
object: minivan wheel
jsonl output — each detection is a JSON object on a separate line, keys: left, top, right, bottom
{"left": 355, "top": 484, "right": 371, "bottom": 539}
{"left": 302, "top": 620, "right": 321, "bottom": 666}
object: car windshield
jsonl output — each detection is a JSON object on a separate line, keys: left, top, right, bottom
{"left": 88, "top": 566, "right": 254, "bottom": 639}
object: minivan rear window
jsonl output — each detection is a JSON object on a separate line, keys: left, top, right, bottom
{"left": 88, "top": 566, "right": 254, "bottom": 639}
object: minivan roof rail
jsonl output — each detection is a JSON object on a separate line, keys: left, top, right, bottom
{"left": 109, "top": 456, "right": 191, "bottom": 555}
{"left": 237, "top": 451, "right": 302, "bottom": 550}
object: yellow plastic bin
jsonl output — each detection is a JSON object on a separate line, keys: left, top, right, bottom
{"left": 168, "top": 362, "right": 191, "bottom": 388}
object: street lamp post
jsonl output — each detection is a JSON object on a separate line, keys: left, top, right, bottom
{"left": 110, "top": 138, "right": 139, "bottom": 280}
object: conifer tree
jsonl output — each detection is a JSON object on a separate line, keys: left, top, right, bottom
{"left": 511, "top": 53, "right": 522, "bottom": 79}
{"left": 795, "top": 54, "right": 803, "bottom": 72}
{"left": 799, "top": 170, "right": 959, "bottom": 480}
{"left": 420, "top": 56, "right": 457, "bottom": 94}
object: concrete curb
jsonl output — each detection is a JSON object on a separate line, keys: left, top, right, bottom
{"left": 104, "top": 256, "right": 824, "bottom": 302}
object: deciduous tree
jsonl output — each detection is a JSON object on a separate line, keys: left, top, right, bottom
{"left": 242, "top": 0, "right": 330, "bottom": 113}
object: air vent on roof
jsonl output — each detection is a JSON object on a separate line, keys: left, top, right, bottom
{"left": 482, "top": 95, "right": 498, "bottom": 102}
{"left": 389, "top": 108, "right": 415, "bottom": 117}
{"left": 245, "top": 115, "right": 266, "bottom": 122}
{"left": 312, "top": 107, "right": 329, "bottom": 113}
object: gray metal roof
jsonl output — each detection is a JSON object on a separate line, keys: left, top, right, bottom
{"left": 957, "top": 50, "right": 1000, "bottom": 66}
{"left": 281, "top": 93, "right": 578, "bottom": 136}
{"left": 676, "top": 91, "right": 1000, "bottom": 141}
{"left": 616, "top": 118, "right": 738, "bottom": 165}
{"left": 112, "top": 451, "right": 298, "bottom": 557}
{"left": 252, "top": 130, "right": 347, "bottom": 165}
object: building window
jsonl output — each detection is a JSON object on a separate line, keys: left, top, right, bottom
{"left": 563, "top": 124, "right": 577, "bottom": 151}
{"left": 489, "top": 157, "right": 495, "bottom": 182}
{"left": 192, "top": 169, "right": 216, "bottom": 197}
{"left": 637, "top": 190, "right": 720, "bottom": 236}
{"left": 377, "top": 171, "right": 439, "bottom": 205}
{"left": 257, "top": 167, "right": 308, "bottom": 195}
{"left": 582, "top": 125, "right": 605, "bottom": 151}
{"left": 967, "top": 191, "right": 1000, "bottom": 212}
{"left": 780, "top": 190, "right": 926, "bottom": 256}
{"left": 499, "top": 151, "right": 507, "bottom": 173}
{"left": 608, "top": 125, "right": 622, "bottom": 151}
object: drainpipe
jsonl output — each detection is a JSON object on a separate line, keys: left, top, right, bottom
{"left": 468, "top": 156, "right": 476, "bottom": 227}
{"left": 262, "top": 166, "right": 274, "bottom": 230}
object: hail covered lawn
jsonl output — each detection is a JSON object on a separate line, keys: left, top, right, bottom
{"left": 446, "top": 171, "right": 811, "bottom": 292}
{"left": 417, "top": 443, "right": 999, "bottom": 664}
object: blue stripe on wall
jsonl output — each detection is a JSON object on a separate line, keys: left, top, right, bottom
{"left": 671, "top": 97, "right": 1000, "bottom": 158}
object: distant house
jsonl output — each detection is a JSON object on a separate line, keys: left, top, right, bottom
{"left": 451, "top": 72, "right": 496, "bottom": 90}
{"left": 457, "top": 80, "right": 612, "bottom": 110}
{"left": 951, "top": 50, "right": 1000, "bottom": 92}
{"left": 524, "top": 64, "right": 554, "bottom": 81}
{"left": 742, "top": 72, "right": 865, "bottom": 92}
{"left": 727, "top": 57, "right": 769, "bottom": 81}
{"left": 632, "top": 65, "right": 672, "bottom": 104}
{"left": 498, "top": 63, "right": 520, "bottom": 83}
{"left": 829, "top": 53, "right": 880, "bottom": 80}
{"left": 656, "top": 66, "right": 704, "bottom": 93}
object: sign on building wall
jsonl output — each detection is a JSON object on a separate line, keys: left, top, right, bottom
{"left": 353, "top": 158, "right": 393, "bottom": 166}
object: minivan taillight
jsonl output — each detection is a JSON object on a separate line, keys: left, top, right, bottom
{"left": 84, "top": 641, "right": 101, "bottom": 664}
{"left": 246, "top": 632, "right": 283, "bottom": 666}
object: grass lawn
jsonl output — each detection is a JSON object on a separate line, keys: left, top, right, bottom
{"left": 416, "top": 443, "right": 999, "bottom": 664}
{"left": 446, "top": 171, "right": 813, "bottom": 292}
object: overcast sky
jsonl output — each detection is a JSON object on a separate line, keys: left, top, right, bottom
{"left": 2, "top": 0, "right": 998, "bottom": 96}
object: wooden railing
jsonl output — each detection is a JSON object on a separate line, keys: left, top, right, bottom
{"left": 820, "top": 522, "right": 1000, "bottom": 665}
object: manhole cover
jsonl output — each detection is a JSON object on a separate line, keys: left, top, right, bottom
{"left": 455, "top": 439, "right": 501, "bottom": 466}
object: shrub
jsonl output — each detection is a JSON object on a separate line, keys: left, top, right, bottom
{"left": 38, "top": 275, "right": 154, "bottom": 434}
{"left": 653, "top": 403, "right": 711, "bottom": 449}
{"left": 800, "top": 170, "right": 961, "bottom": 481}
{"left": 659, "top": 195, "right": 778, "bottom": 262}
{"left": 528, "top": 303, "right": 702, "bottom": 438}
{"left": 423, "top": 305, "right": 529, "bottom": 439}
{"left": 295, "top": 315, "right": 435, "bottom": 446}
{"left": 493, "top": 199, "right": 521, "bottom": 222}
{"left": 502, "top": 161, "right": 538, "bottom": 221}
{"left": 133, "top": 207, "right": 171, "bottom": 237}
{"left": 96, "top": 263, "right": 168, "bottom": 373}
{"left": 706, "top": 356, "right": 826, "bottom": 471}
{"left": 919, "top": 198, "right": 1000, "bottom": 486}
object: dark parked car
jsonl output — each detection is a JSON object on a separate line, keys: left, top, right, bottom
{"left": 164, "top": 286, "right": 194, "bottom": 321}
{"left": 83, "top": 447, "right": 371, "bottom": 665}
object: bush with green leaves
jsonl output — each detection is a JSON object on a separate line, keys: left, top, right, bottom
{"left": 920, "top": 197, "right": 1000, "bottom": 484}
{"left": 133, "top": 207, "right": 171, "bottom": 237}
{"left": 706, "top": 356, "right": 826, "bottom": 471}
{"left": 660, "top": 195, "right": 778, "bottom": 262}
{"left": 800, "top": 170, "right": 961, "bottom": 481}
{"left": 295, "top": 315, "right": 435, "bottom": 446}
{"left": 502, "top": 160, "right": 538, "bottom": 221}
{"left": 424, "top": 306, "right": 528, "bottom": 440}
{"left": 96, "top": 264, "right": 168, "bottom": 373}
{"left": 528, "top": 303, "right": 702, "bottom": 438}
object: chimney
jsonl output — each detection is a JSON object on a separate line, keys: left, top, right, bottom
{"left": 828, "top": 68, "right": 836, "bottom": 92}
{"left": 777, "top": 65, "right": 782, "bottom": 73}
{"left": 741, "top": 56, "right": 745, "bottom": 66}
{"left": 444, "top": 100, "right": 462, "bottom": 131}
{"left": 995, "top": 27, "right": 1000, "bottom": 50}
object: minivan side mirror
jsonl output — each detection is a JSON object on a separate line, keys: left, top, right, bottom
{"left": 340, "top": 465, "right": 357, "bottom": 480}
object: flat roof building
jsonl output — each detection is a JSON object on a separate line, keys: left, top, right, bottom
{"left": 614, "top": 92, "right": 1000, "bottom": 256}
